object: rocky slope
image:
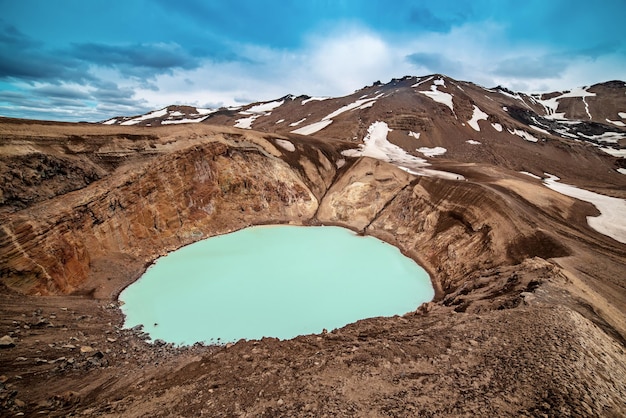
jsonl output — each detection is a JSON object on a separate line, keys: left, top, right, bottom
{"left": 0, "top": 84, "right": 625, "bottom": 416}
{"left": 102, "top": 75, "right": 626, "bottom": 176}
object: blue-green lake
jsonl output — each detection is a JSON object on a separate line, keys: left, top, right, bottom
{"left": 119, "top": 225, "right": 433, "bottom": 345}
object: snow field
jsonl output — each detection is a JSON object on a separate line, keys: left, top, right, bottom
{"left": 291, "top": 94, "right": 382, "bottom": 136}
{"left": 341, "top": 121, "right": 463, "bottom": 180}
{"left": 508, "top": 128, "right": 539, "bottom": 143}
{"left": 416, "top": 147, "right": 447, "bottom": 157}
{"left": 542, "top": 174, "right": 626, "bottom": 244}
{"left": 467, "top": 105, "right": 488, "bottom": 131}
{"left": 120, "top": 108, "right": 168, "bottom": 125}
{"left": 418, "top": 81, "right": 454, "bottom": 112}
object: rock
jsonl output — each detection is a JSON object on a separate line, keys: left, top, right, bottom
{"left": 154, "top": 339, "right": 167, "bottom": 347}
{"left": 469, "top": 339, "right": 479, "bottom": 347}
{"left": 14, "top": 398, "right": 25, "bottom": 408}
{"left": 80, "top": 346, "right": 94, "bottom": 353}
{"left": 0, "top": 335, "right": 15, "bottom": 348}
{"left": 106, "top": 337, "right": 117, "bottom": 343}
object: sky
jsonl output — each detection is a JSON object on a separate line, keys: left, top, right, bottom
{"left": 1, "top": 0, "right": 624, "bottom": 122}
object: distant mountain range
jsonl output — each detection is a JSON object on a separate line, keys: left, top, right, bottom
{"left": 101, "top": 75, "right": 626, "bottom": 163}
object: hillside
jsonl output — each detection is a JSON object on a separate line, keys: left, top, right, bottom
{"left": 0, "top": 75, "right": 625, "bottom": 416}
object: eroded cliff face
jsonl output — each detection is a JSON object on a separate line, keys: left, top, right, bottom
{"left": 0, "top": 132, "right": 324, "bottom": 296}
{"left": 0, "top": 122, "right": 624, "bottom": 320}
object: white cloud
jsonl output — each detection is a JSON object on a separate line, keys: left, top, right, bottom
{"left": 95, "top": 23, "right": 626, "bottom": 117}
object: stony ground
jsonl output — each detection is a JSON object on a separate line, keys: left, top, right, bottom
{"left": 1, "top": 121, "right": 625, "bottom": 417}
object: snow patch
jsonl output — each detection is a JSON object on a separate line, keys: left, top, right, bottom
{"left": 535, "top": 86, "right": 596, "bottom": 120}
{"left": 600, "top": 148, "right": 626, "bottom": 157}
{"left": 520, "top": 171, "right": 542, "bottom": 180}
{"left": 120, "top": 108, "right": 168, "bottom": 125}
{"left": 342, "top": 122, "right": 427, "bottom": 169}
{"left": 509, "top": 128, "right": 539, "bottom": 143}
{"left": 196, "top": 108, "right": 217, "bottom": 115}
{"left": 246, "top": 100, "right": 284, "bottom": 113}
{"left": 491, "top": 123, "right": 503, "bottom": 132}
{"left": 169, "top": 111, "right": 184, "bottom": 117}
{"left": 289, "top": 118, "right": 306, "bottom": 127}
{"left": 433, "top": 78, "right": 445, "bottom": 86}
{"left": 301, "top": 97, "right": 329, "bottom": 105}
{"left": 578, "top": 132, "right": 625, "bottom": 144}
{"left": 162, "top": 116, "right": 209, "bottom": 125}
{"left": 543, "top": 173, "right": 626, "bottom": 244}
{"left": 335, "top": 158, "right": 346, "bottom": 169}
{"left": 274, "top": 139, "right": 295, "bottom": 152}
{"left": 618, "top": 112, "right": 626, "bottom": 119}
{"left": 291, "top": 94, "right": 381, "bottom": 136}
{"left": 102, "top": 118, "right": 117, "bottom": 125}
{"left": 606, "top": 118, "right": 626, "bottom": 127}
{"left": 419, "top": 84, "right": 454, "bottom": 112}
{"left": 467, "top": 105, "right": 488, "bottom": 131}
{"left": 411, "top": 76, "right": 433, "bottom": 88}
{"left": 617, "top": 168, "right": 626, "bottom": 175}
{"left": 530, "top": 125, "right": 550, "bottom": 135}
{"left": 324, "top": 94, "right": 381, "bottom": 120}
{"left": 341, "top": 122, "right": 463, "bottom": 180}
{"left": 416, "top": 146, "right": 447, "bottom": 157}
{"left": 291, "top": 120, "right": 333, "bottom": 135}
{"left": 408, "top": 131, "right": 421, "bottom": 139}
{"left": 275, "top": 119, "right": 285, "bottom": 124}
{"left": 234, "top": 115, "right": 260, "bottom": 129}
{"left": 466, "top": 140, "right": 481, "bottom": 145}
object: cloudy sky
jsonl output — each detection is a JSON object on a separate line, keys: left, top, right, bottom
{"left": 1, "top": 0, "right": 624, "bottom": 122}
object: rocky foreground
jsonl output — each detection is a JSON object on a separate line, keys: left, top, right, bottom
{"left": 1, "top": 120, "right": 625, "bottom": 416}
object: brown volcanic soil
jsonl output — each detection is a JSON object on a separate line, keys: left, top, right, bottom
{"left": 1, "top": 120, "right": 625, "bottom": 417}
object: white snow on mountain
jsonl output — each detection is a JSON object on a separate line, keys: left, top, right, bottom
{"left": 162, "top": 116, "right": 210, "bottom": 125}
{"left": 234, "top": 114, "right": 260, "bottom": 129}
{"left": 323, "top": 94, "right": 382, "bottom": 120}
{"left": 341, "top": 122, "right": 428, "bottom": 171}
{"left": 411, "top": 76, "right": 433, "bottom": 88}
{"left": 600, "top": 147, "right": 626, "bottom": 157}
{"left": 606, "top": 118, "right": 626, "bottom": 127}
{"left": 120, "top": 108, "right": 168, "bottom": 125}
{"left": 509, "top": 128, "right": 539, "bottom": 143}
{"left": 543, "top": 173, "right": 626, "bottom": 244}
{"left": 291, "top": 94, "right": 382, "bottom": 135}
{"left": 530, "top": 125, "right": 550, "bottom": 135}
{"left": 289, "top": 118, "right": 306, "bottom": 127}
{"left": 408, "top": 131, "right": 421, "bottom": 139}
{"left": 417, "top": 146, "right": 447, "bottom": 157}
{"left": 418, "top": 82, "right": 454, "bottom": 112}
{"left": 468, "top": 105, "right": 488, "bottom": 131}
{"left": 291, "top": 120, "right": 333, "bottom": 135}
{"left": 578, "top": 132, "right": 625, "bottom": 143}
{"left": 466, "top": 140, "right": 481, "bottom": 145}
{"left": 535, "top": 86, "right": 596, "bottom": 120}
{"left": 245, "top": 100, "right": 285, "bottom": 114}
{"left": 491, "top": 123, "right": 503, "bottom": 132}
{"left": 301, "top": 97, "right": 329, "bottom": 105}
{"left": 102, "top": 118, "right": 117, "bottom": 125}
{"left": 619, "top": 112, "right": 626, "bottom": 118}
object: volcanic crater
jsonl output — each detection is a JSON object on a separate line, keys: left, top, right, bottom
{"left": 1, "top": 76, "right": 626, "bottom": 416}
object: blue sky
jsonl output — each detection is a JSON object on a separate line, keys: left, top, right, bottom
{"left": 1, "top": 0, "right": 624, "bottom": 121}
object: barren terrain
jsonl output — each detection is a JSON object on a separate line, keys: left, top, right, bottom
{"left": 1, "top": 118, "right": 625, "bottom": 417}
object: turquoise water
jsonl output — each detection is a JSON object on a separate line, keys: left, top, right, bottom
{"left": 119, "top": 225, "right": 433, "bottom": 345}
